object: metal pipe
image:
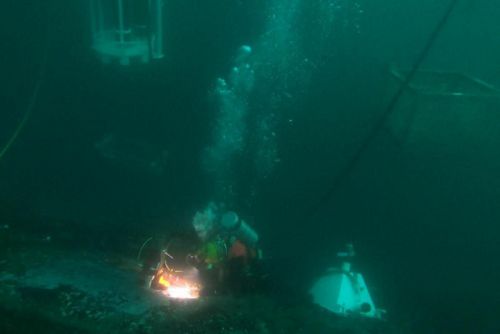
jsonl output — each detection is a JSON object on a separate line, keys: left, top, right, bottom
{"left": 117, "top": 0, "right": 125, "bottom": 43}
{"left": 97, "top": 0, "right": 104, "bottom": 33}
{"left": 152, "top": 0, "right": 164, "bottom": 58}
{"left": 89, "top": 0, "right": 96, "bottom": 38}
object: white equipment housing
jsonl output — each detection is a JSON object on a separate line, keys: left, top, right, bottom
{"left": 89, "top": 0, "right": 165, "bottom": 65}
{"left": 310, "top": 245, "right": 382, "bottom": 319}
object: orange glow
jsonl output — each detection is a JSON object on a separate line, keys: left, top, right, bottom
{"left": 158, "top": 275, "right": 170, "bottom": 288}
{"left": 154, "top": 270, "right": 200, "bottom": 299}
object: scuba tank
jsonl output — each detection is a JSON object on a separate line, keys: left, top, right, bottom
{"left": 220, "top": 211, "right": 259, "bottom": 246}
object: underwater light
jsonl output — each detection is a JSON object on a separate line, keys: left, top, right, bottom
{"left": 89, "top": 0, "right": 164, "bottom": 65}
{"left": 152, "top": 268, "right": 201, "bottom": 300}
{"left": 163, "top": 285, "right": 200, "bottom": 300}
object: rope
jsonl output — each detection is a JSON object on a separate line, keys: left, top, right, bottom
{"left": 137, "top": 236, "right": 154, "bottom": 262}
{"left": 0, "top": 10, "right": 50, "bottom": 162}
{"left": 305, "top": 0, "right": 461, "bottom": 218}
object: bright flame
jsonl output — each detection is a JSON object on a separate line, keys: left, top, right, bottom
{"left": 164, "top": 285, "right": 200, "bottom": 299}
{"left": 158, "top": 275, "right": 170, "bottom": 287}
{"left": 154, "top": 269, "right": 200, "bottom": 299}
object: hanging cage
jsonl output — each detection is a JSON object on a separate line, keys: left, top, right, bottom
{"left": 89, "top": 0, "right": 164, "bottom": 65}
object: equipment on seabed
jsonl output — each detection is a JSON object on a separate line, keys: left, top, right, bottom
{"left": 146, "top": 240, "right": 201, "bottom": 300}
{"left": 309, "top": 244, "right": 384, "bottom": 319}
{"left": 89, "top": 0, "right": 165, "bottom": 65}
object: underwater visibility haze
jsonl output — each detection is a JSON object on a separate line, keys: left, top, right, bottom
{"left": 1, "top": 0, "right": 500, "bottom": 333}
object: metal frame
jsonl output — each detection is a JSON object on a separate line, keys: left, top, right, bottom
{"left": 89, "top": 0, "right": 164, "bottom": 65}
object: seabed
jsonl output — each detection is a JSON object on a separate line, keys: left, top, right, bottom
{"left": 0, "top": 224, "right": 403, "bottom": 334}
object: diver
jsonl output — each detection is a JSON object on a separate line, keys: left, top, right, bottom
{"left": 187, "top": 203, "right": 262, "bottom": 295}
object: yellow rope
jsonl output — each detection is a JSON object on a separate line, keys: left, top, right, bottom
{"left": 0, "top": 81, "right": 42, "bottom": 160}
{"left": 0, "top": 23, "right": 49, "bottom": 162}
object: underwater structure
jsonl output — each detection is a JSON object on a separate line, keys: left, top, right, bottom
{"left": 388, "top": 68, "right": 500, "bottom": 154}
{"left": 89, "top": 0, "right": 164, "bottom": 65}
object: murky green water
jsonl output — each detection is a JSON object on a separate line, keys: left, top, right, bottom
{"left": 1, "top": 1, "right": 499, "bottom": 333}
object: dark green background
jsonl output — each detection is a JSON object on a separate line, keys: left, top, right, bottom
{"left": 1, "top": 1, "right": 499, "bottom": 333}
